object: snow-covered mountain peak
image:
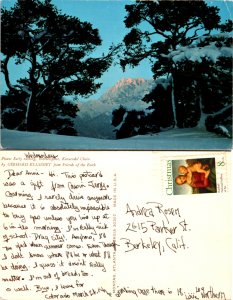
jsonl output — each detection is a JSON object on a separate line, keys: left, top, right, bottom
{"left": 75, "top": 77, "right": 154, "bottom": 139}
{"left": 99, "top": 77, "right": 154, "bottom": 104}
{"left": 110, "top": 77, "right": 147, "bottom": 92}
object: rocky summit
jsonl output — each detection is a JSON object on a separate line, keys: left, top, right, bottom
{"left": 75, "top": 78, "right": 154, "bottom": 139}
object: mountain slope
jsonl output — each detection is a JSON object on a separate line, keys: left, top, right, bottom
{"left": 75, "top": 78, "right": 154, "bottom": 139}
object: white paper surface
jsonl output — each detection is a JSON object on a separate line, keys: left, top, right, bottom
{"left": 0, "top": 151, "right": 231, "bottom": 300}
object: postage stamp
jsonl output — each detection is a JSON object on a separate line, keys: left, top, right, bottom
{"left": 163, "top": 154, "right": 229, "bottom": 196}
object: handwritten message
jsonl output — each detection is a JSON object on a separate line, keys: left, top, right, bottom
{"left": 1, "top": 153, "right": 114, "bottom": 299}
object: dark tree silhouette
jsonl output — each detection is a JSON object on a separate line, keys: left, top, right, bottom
{"left": 143, "top": 81, "right": 174, "bottom": 129}
{"left": 113, "top": 0, "right": 232, "bottom": 138}
{"left": 120, "top": 0, "right": 228, "bottom": 128}
{"left": 1, "top": 0, "right": 114, "bottom": 133}
{"left": 112, "top": 105, "right": 127, "bottom": 128}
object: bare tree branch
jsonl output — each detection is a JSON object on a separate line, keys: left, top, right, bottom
{"left": 2, "top": 56, "right": 21, "bottom": 93}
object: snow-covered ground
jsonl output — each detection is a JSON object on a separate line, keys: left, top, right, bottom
{"left": 1, "top": 128, "right": 232, "bottom": 150}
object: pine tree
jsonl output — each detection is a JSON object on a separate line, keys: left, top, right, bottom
{"left": 120, "top": 0, "right": 223, "bottom": 128}
{"left": 1, "top": 0, "right": 113, "bottom": 133}
{"left": 165, "top": 28, "right": 232, "bottom": 133}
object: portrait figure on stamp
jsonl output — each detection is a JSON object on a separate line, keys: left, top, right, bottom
{"left": 172, "top": 158, "right": 217, "bottom": 195}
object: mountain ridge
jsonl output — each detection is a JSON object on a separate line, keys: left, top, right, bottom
{"left": 99, "top": 77, "right": 154, "bottom": 104}
{"left": 105, "top": 77, "right": 147, "bottom": 93}
{"left": 75, "top": 77, "right": 155, "bottom": 139}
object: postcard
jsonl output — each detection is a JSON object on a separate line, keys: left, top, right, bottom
{"left": 0, "top": 1, "right": 232, "bottom": 299}
{"left": 0, "top": 150, "right": 231, "bottom": 300}
{"left": 1, "top": 0, "right": 232, "bottom": 150}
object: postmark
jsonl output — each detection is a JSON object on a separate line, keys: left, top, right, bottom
{"left": 162, "top": 154, "right": 228, "bottom": 196}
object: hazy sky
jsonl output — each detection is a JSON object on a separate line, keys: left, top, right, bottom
{"left": 1, "top": 0, "right": 232, "bottom": 99}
